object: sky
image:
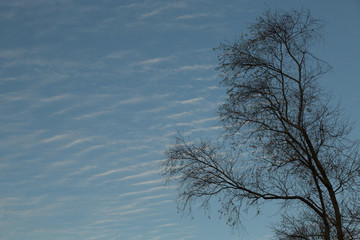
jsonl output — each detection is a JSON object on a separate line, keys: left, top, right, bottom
{"left": 0, "top": 0, "right": 359, "bottom": 240}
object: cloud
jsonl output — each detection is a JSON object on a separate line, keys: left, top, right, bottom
{"left": 74, "top": 110, "right": 111, "bottom": 120}
{"left": 176, "top": 64, "right": 214, "bottom": 71}
{"left": 48, "top": 159, "right": 75, "bottom": 168}
{"left": 0, "top": 130, "right": 45, "bottom": 150}
{"left": 115, "top": 96, "right": 144, "bottom": 106}
{"left": 92, "top": 169, "right": 160, "bottom": 184}
{"left": 89, "top": 160, "right": 162, "bottom": 181}
{"left": 207, "top": 86, "right": 219, "bottom": 90}
{"left": 176, "top": 13, "right": 209, "bottom": 20}
{"left": 67, "top": 165, "right": 96, "bottom": 177}
{"left": 193, "top": 117, "right": 218, "bottom": 123}
{"left": 144, "top": 199, "right": 173, "bottom": 208}
{"left": 137, "top": 193, "right": 170, "bottom": 201}
{"left": 0, "top": 49, "right": 24, "bottom": 58}
{"left": 139, "top": 2, "right": 185, "bottom": 20}
{"left": 176, "top": 97, "right": 203, "bottom": 104}
{"left": 51, "top": 106, "right": 76, "bottom": 116}
{"left": 252, "top": 234, "right": 273, "bottom": 240}
{"left": 135, "top": 57, "right": 171, "bottom": 66}
{"left": 41, "top": 133, "right": 71, "bottom": 143}
{"left": 166, "top": 112, "right": 191, "bottom": 119}
{"left": 76, "top": 144, "right": 105, "bottom": 155}
{"left": 0, "top": 90, "right": 32, "bottom": 102}
{"left": 117, "top": 186, "right": 164, "bottom": 198}
{"left": 165, "top": 116, "right": 218, "bottom": 128}
{"left": 131, "top": 178, "right": 162, "bottom": 186}
{"left": 109, "top": 94, "right": 169, "bottom": 109}
{"left": 39, "top": 94, "right": 71, "bottom": 103}
{"left": 111, "top": 193, "right": 170, "bottom": 215}
{"left": 61, "top": 137, "right": 93, "bottom": 149}
{"left": 115, "top": 169, "right": 159, "bottom": 182}
{"left": 156, "top": 223, "right": 177, "bottom": 228}
{"left": 184, "top": 126, "right": 222, "bottom": 135}
{"left": 74, "top": 94, "right": 164, "bottom": 120}
{"left": 117, "top": 208, "right": 149, "bottom": 216}
{"left": 105, "top": 50, "right": 134, "bottom": 59}
{"left": 92, "top": 169, "right": 125, "bottom": 178}
{"left": 14, "top": 196, "right": 76, "bottom": 218}
{"left": 138, "top": 106, "right": 168, "bottom": 114}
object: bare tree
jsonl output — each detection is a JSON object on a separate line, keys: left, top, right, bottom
{"left": 163, "top": 9, "right": 360, "bottom": 240}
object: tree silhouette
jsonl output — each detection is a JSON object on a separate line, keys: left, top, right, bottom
{"left": 163, "top": 9, "right": 360, "bottom": 240}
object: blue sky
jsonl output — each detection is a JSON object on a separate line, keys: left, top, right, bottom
{"left": 0, "top": 0, "right": 359, "bottom": 239}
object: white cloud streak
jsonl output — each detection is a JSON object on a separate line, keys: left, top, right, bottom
{"left": 115, "top": 169, "right": 159, "bottom": 182}
{"left": 42, "top": 133, "right": 71, "bottom": 143}
{"left": 139, "top": 2, "right": 185, "bottom": 20}
{"left": 117, "top": 186, "right": 164, "bottom": 198}
{"left": 131, "top": 178, "right": 163, "bottom": 186}
{"left": 176, "top": 97, "right": 203, "bottom": 104}
{"left": 176, "top": 64, "right": 214, "bottom": 71}
{"left": 39, "top": 94, "right": 71, "bottom": 103}
{"left": 134, "top": 57, "right": 170, "bottom": 66}
{"left": 61, "top": 137, "right": 93, "bottom": 149}
{"left": 176, "top": 13, "right": 209, "bottom": 20}
{"left": 166, "top": 112, "right": 191, "bottom": 119}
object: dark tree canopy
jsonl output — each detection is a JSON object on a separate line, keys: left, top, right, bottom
{"left": 163, "top": 9, "right": 360, "bottom": 240}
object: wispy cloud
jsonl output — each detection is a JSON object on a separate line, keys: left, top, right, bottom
{"left": 74, "top": 110, "right": 111, "bottom": 120}
{"left": 184, "top": 126, "right": 222, "bottom": 135}
{"left": 253, "top": 234, "right": 274, "bottom": 240}
{"left": 114, "top": 96, "right": 145, "bottom": 106}
{"left": 105, "top": 50, "right": 134, "bottom": 59}
{"left": 156, "top": 223, "right": 177, "bottom": 228}
{"left": 138, "top": 106, "right": 168, "bottom": 114}
{"left": 39, "top": 94, "right": 71, "bottom": 103}
{"left": 41, "top": 133, "right": 71, "bottom": 143}
{"left": 166, "top": 112, "right": 191, "bottom": 119}
{"left": 0, "top": 49, "right": 24, "bottom": 58}
{"left": 135, "top": 57, "right": 171, "bottom": 66}
{"left": 14, "top": 196, "right": 76, "bottom": 218}
{"left": 115, "top": 169, "right": 159, "bottom": 182}
{"left": 117, "top": 208, "right": 149, "bottom": 216}
{"left": 137, "top": 193, "right": 170, "bottom": 202}
{"left": 67, "top": 165, "right": 96, "bottom": 177}
{"left": 176, "top": 13, "right": 209, "bottom": 20}
{"left": 0, "top": 130, "right": 45, "bottom": 149}
{"left": 117, "top": 186, "right": 164, "bottom": 198}
{"left": 207, "top": 86, "right": 219, "bottom": 90}
{"left": 89, "top": 160, "right": 162, "bottom": 181}
{"left": 166, "top": 117, "right": 218, "bottom": 127}
{"left": 61, "top": 137, "right": 93, "bottom": 149}
{"left": 176, "top": 97, "right": 203, "bottom": 104}
{"left": 193, "top": 117, "right": 218, "bottom": 123}
{"left": 92, "top": 169, "right": 124, "bottom": 179}
{"left": 176, "top": 64, "right": 214, "bottom": 71}
{"left": 76, "top": 145, "right": 105, "bottom": 155}
{"left": 131, "top": 179, "right": 163, "bottom": 186}
{"left": 108, "top": 94, "right": 169, "bottom": 110}
{"left": 48, "top": 159, "right": 75, "bottom": 168}
{"left": 139, "top": 2, "right": 185, "bottom": 20}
